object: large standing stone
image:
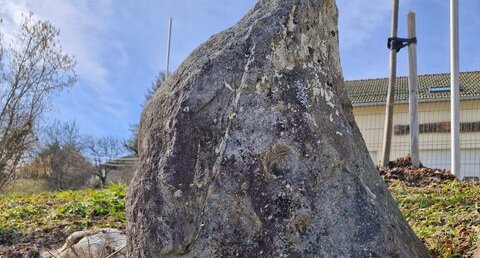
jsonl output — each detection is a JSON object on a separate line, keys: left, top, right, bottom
{"left": 127, "top": 0, "right": 430, "bottom": 257}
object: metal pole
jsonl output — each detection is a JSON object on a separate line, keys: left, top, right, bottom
{"left": 381, "top": 0, "right": 400, "bottom": 167}
{"left": 407, "top": 11, "right": 420, "bottom": 167}
{"left": 165, "top": 17, "right": 172, "bottom": 79}
{"left": 450, "top": 0, "right": 460, "bottom": 176}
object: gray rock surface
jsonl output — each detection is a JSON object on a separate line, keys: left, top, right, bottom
{"left": 42, "top": 228, "right": 126, "bottom": 258}
{"left": 127, "top": 0, "right": 430, "bottom": 257}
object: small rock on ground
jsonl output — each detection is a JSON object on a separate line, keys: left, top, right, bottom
{"left": 41, "top": 228, "right": 126, "bottom": 258}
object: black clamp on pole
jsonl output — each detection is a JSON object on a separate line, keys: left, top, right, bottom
{"left": 387, "top": 37, "right": 417, "bottom": 53}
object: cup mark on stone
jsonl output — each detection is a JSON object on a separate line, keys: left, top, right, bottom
{"left": 262, "top": 143, "right": 299, "bottom": 179}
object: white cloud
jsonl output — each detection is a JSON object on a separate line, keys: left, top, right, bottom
{"left": 337, "top": 0, "right": 399, "bottom": 49}
{"left": 0, "top": 0, "right": 128, "bottom": 118}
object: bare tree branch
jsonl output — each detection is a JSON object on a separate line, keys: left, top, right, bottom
{"left": 0, "top": 14, "right": 76, "bottom": 189}
{"left": 85, "top": 136, "right": 125, "bottom": 187}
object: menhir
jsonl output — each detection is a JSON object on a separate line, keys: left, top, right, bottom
{"left": 126, "top": 0, "right": 430, "bottom": 257}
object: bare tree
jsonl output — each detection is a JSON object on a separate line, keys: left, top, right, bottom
{"left": 20, "top": 120, "right": 92, "bottom": 190}
{"left": 85, "top": 136, "right": 125, "bottom": 186}
{"left": 144, "top": 71, "right": 167, "bottom": 103}
{"left": 0, "top": 14, "right": 76, "bottom": 188}
{"left": 42, "top": 121, "right": 91, "bottom": 190}
{"left": 124, "top": 71, "right": 166, "bottom": 156}
{"left": 124, "top": 124, "right": 139, "bottom": 156}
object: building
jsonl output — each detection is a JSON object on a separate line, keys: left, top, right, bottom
{"left": 345, "top": 71, "right": 480, "bottom": 179}
{"left": 98, "top": 156, "right": 138, "bottom": 185}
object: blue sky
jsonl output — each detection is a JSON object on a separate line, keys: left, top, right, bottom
{"left": 0, "top": 0, "right": 479, "bottom": 140}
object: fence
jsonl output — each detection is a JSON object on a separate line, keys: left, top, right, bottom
{"left": 353, "top": 100, "right": 480, "bottom": 179}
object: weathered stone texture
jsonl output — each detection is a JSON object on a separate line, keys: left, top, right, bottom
{"left": 127, "top": 0, "right": 430, "bottom": 257}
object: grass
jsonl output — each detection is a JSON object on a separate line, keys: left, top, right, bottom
{"left": 391, "top": 180, "right": 480, "bottom": 257}
{"left": 0, "top": 178, "right": 50, "bottom": 196}
{"left": 1, "top": 180, "right": 479, "bottom": 257}
{"left": 0, "top": 182, "right": 126, "bottom": 250}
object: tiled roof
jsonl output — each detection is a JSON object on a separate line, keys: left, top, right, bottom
{"left": 345, "top": 71, "right": 480, "bottom": 106}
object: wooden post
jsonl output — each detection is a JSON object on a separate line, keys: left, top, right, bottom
{"left": 165, "top": 17, "right": 172, "bottom": 79}
{"left": 381, "top": 0, "right": 400, "bottom": 167}
{"left": 407, "top": 11, "right": 420, "bottom": 167}
{"left": 450, "top": 0, "right": 460, "bottom": 176}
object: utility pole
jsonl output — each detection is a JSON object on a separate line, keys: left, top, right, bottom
{"left": 165, "top": 17, "right": 172, "bottom": 79}
{"left": 381, "top": 0, "right": 400, "bottom": 167}
{"left": 407, "top": 11, "right": 419, "bottom": 167}
{"left": 450, "top": 0, "right": 460, "bottom": 176}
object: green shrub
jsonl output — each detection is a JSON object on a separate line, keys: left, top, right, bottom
{"left": 59, "top": 200, "right": 88, "bottom": 217}
{"left": 0, "top": 183, "right": 127, "bottom": 235}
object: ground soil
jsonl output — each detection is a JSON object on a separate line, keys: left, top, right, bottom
{"left": 379, "top": 156, "right": 457, "bottom": 187}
